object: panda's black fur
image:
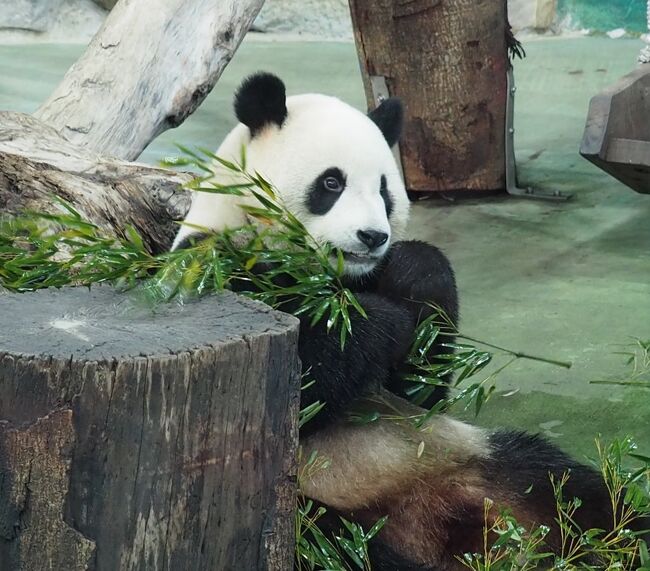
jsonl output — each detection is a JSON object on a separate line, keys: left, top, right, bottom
{"left": 175, "top": 73, "right": 646, "bottom": 571}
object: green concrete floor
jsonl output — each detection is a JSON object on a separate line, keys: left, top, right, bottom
{"left": 1, "top": 37, "right": 649, "bottom": 460}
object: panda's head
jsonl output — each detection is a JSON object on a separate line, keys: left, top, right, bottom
{"left": 234, "top": 73, "right": 409, "bottom": 278}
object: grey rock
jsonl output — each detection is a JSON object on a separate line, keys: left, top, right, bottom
{"left": 92, "top": 0, "right": 117, "bottom": 9}
{"left": 0, "top": 0, "right": 66, "bottom": 32}
{"left": 254, "top": 0, "right": 353, "bottom": 39}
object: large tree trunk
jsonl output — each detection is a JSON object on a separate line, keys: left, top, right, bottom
{"left": 348, "top": 0, "right": 509, "bottom": 194}
{"left": 35, "top": 0, "right": 266, "bottom": 161}
{"left": 0, "top": 286, "right": 300, "bottom": 570}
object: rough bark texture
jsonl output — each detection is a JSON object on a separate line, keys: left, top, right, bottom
{"left": 0, "top": 286, "right": 301, "bottom": 571}
{"left": 0, "top": 112, "right": 191, "bottom": 253}
{"left": 0, "top": 410, "right": 96, "bottom": 571}
{"left": 34, "top": 0, "right": 266, "bottom": 161}
{"left": 580, "top": 65, "right": 650, "bottom": 194}
{"left": 349, "top": 0, "right": 509, "bottom": 193}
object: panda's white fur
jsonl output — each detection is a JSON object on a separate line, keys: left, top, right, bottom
{"left": 174, "top": 93, "right": 409, "bottom": 277}
{"left": 174, "top": 73, "right": 620, "bottom": 571}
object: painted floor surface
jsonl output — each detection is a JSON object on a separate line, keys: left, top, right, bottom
{"left": 1, "top": 37, "right": 649, "bottom": 459}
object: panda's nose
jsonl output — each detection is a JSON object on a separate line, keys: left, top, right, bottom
{"left": 357, "top": 229, "right": 389, "bottom": 250}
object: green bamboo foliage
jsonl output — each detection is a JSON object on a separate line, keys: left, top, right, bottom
{"left": 460, "top": 438, "right": 650, "bottom": 571}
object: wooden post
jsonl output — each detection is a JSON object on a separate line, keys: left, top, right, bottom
{"left": 0, "top": 286, "right": 300, "bottom": 570}
{"left": 348, "top": 0, "right": 509, "bottom": 194}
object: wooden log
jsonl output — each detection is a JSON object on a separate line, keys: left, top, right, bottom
{"left": 0, "top": 112, "right": 191, "bottom": 253}
{"left": 35, "top": 0, "right": 266, "bottom": 161}
{"left": 348, "top": 0, "right": 509, "bottom": 194}
{"left": 0, "top": 286, "right": 300, "bottom": 570}
{"left": 580, "top": 65, "right": 650, "bottom": 194}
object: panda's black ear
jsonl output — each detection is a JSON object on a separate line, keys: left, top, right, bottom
{"left": 234, "top": 72, "right": 288, "bottom": 137}
{"left": 368, "top": 97, "right": 404, "bottom": 148}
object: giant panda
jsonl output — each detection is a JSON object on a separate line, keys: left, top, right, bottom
{"left": 174, "top": 73, "right": 621, "bottom": 570}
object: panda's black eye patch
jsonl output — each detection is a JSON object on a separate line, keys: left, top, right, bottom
{"left": 380, "top": 175, "right": 393, "bottom": 218}
{"left": 307, "top": 167, "right": 347, "bottom": 215}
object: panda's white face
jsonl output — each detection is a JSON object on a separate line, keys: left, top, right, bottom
{"left": 175, "top": 74, "right": 410, "bottom": 278}
{"left": 242, "top": 94, "right": 409, "bottom": 277}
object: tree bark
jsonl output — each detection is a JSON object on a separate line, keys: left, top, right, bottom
{"left": 0, "top": 112, "right": 191, "bottom": 252}
{"left": 0, "top": 286, "right": 300, "bottom": 571}
{"left": 35, "top": 0, "right": 266, "bottom": 161}
{"left": 348, "top": 0, "right": 509, "bottom": 194}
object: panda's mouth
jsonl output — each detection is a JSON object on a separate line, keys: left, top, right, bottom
{"left": 340, "top": 251, "right": 380, "bottom": 264}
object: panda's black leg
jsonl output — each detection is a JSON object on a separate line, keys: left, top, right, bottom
{"left": 373, "top": 240, "right": 459, "bottom": 409}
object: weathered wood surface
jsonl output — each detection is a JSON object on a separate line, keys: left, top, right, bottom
{"left": 0, "top": 112, "right": 191, "bottom": 253}
{"left": 35, "top": 0, "right": 266, "bottom": 161}
{"left": 0, "top": 410, "right": 96, "bottom": 571}
{"left": 0, "top": 286, "right": 301, "bottom": 570}
{"left": 580, "top": 65, "right": 650, "bottom": 194}
{"left": 348, "top": 0, "right": 509, "bottom": 194}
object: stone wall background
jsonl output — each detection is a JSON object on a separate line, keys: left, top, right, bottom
{"left": 0, "top": 0, "right": 561, "bottom": 43}
{"left": 3, "top": 0, "right": 644, "bottom": 44}
{"left": 0, "top": 0, "right": 106, "bottom": 42}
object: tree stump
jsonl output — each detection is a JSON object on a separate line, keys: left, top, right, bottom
{"left": 0, "top": 286, "right": 300, "bottom": 571}
{"left": 349, "top": 0, "right": 509, "bottom": 194}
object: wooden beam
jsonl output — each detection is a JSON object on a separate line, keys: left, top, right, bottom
{"left": 0, "top": 112, "right": 191, "bottom": 253}
{"left": 34, "top": 0, "right": 266, "bottom": 161}
{"left": 581, "top": 65, "right": 650, "bottom": 194}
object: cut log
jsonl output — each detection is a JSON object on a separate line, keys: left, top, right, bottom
{"left": 348, "top": 0, "right": 509, "bottom": 194}
{"left": 0, "top": 112, "right": 191, "bottom": 252}
{"left": 0, "top": 286, "right": 301, "bottom": 570}
{"left": 35, "top": 0, "right": 266, "bottom": 161}
{"left": 580, "top": 65, "right": 650, "bottom": 194}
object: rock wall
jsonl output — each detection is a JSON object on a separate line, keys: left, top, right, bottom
{"left": 0, "top": 0, "right": 106, "bottom": 42}
{"left": 0, "top": 0, "right": 557, "bottom": 43}
{"left": 509, "top": 0, "right": 557, "bottom": 31}
{"left": 255, "top": 0, "right": 352, "bottom": 38}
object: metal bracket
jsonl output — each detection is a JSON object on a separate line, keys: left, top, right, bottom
{"left": 370, "top": 75, "right": 405, "bottom": 180}
{"left": 505, "top": 68, "right": 572, "bottom": 201}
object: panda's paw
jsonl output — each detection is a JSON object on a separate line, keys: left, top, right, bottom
{"left": 377, "top": 240, "right": 458, "bottom": 324}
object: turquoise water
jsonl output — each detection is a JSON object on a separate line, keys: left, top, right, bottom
{"left": 559, "top": 0, "right": 648, "bottom": 32}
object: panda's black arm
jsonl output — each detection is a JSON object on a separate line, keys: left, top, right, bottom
{"left": 230, "top": 270, "right": 416, "bottom": 433}
{"left": 374, "top": 241, "right": 458, "bottom": 326}
{"left": 295, "top": 291, "right": 415, "bottom": 435}
{"left": 368, "top": 241, "right": 459, "bottom": 408}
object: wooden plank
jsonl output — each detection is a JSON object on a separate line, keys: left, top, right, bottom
{"left": 0, "top": 286, "right": 301, "bottom": 570}
{"left": 349, "top": 0, "right": 509, "bottom": 193}
{"left": 606, "top": 138, "right": 650, "bottom": 165}
{"left": 581, "top": 65, "right": 650, "bottom": 194}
